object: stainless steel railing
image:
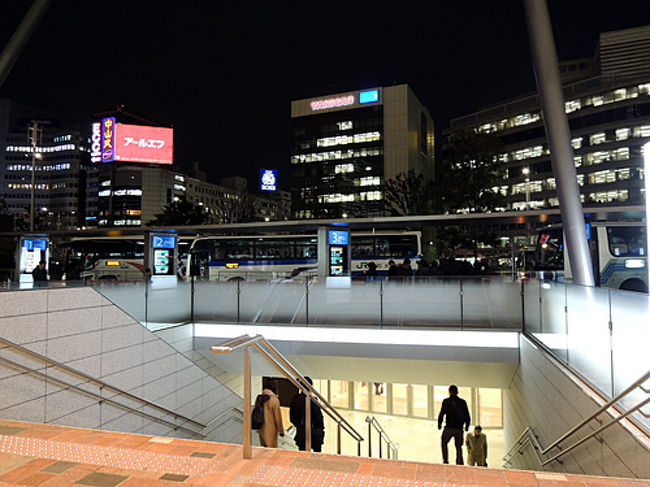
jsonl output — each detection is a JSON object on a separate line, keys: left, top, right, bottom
{"left": 504, "top": 368, "right": 650, "bottom": 467}
{"left": 366, "top": 416, "right": 399, "bottom": 460}
{"left": 0, "top": 336, "right": 207, "bottom": 435}
{"left": 211, "top": 334, "right": 365, "bottom": 459}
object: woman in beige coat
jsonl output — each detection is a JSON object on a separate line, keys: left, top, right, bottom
{"left": 258, "top": 384, "right": 284, "bottom": 448}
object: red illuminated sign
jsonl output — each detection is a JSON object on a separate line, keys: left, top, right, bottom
{"left": 113, "top": 124, "right": 174, "bottom": 164}
{"left": 310, "top": 95, "right": 354, "bottom": 111}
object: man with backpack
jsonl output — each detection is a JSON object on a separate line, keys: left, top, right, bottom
{"left": 437, "top": 384, "right": 471, "bottom": 465}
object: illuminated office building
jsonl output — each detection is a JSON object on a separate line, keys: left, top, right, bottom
{"left": 290, "top": 84, "right": 435, "bottom": 219}
{"left": 0, "top": 99, "right": 92, "bottom": 230}
{"left": 445, "top": 25, "right": 650, "bottom": 212}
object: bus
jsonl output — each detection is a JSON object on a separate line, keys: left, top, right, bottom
{"left": 535, "top": 222, "right": 647, "bottom": 292}
{"left": 188, "top": 231, "right": 421, "bottom": 281}
{"left": 57, "top": 236, "right": 192, "bottom": 281}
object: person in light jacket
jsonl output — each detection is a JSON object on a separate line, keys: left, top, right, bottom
{"left": 466, "top": 425, "right": 488, "bottom": 467}
{"left": 258, "top": 383, "right": 284, "bottom": 448}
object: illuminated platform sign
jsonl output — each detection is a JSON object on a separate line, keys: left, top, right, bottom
{"left": 328, "top": 230, "right": 349, "bottom": 245}
{"left": 310, "top": 95, "right": 354, "bottom": 111}
{"left": 260, "top": 169, "right": 277, "bottom": 191}
{"left": 359, "top": 89, "right": 379, "bottom": 104}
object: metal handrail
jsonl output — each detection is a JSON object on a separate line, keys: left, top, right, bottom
{"left": 0, "top": 354, "right": 205, "bottom": 438}
{"left": 0, "top": 336, "right": 206, "bottom": 430}
{"left": 504, "top": 369, "right": 650, "bottom": 467}
{"left": 366, "top": 416, "right": 399, "bottom": 460}
{"left": 212, "top": 334, "right": 364, "bottom": 459}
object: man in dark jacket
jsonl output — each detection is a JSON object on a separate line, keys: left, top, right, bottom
{"left": 289, "top": 376, "right": 324, "bottom": 452}
{"left": 32, "top": 260, "right": 48, "bottom": 287}
{"left": 437, "top": 384, "right": 471, "bottom": 464}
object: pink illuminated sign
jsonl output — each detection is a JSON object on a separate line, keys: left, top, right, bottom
{"left": 113, "top": 124, "right": 174, "bottom": 164}
{"left": 310, "top": 95, "right": 354, "bottom": 111}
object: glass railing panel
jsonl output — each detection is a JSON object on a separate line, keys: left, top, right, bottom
{"left": 538, "top": 281, "right": 568, "bottom": 361}
{"left": 93, "top": 280, "right": 146, "bottom": 323}
{"left": 306, "top": 281, "right": 381, "bottom": 326}
{"left": 522, "top": 279, "right": 541, "bottom": 333}
{"left": 144, "top": 280, "right": 191, "bottom": 327}
{"left": 193, "top": 280, "right": 239, "bottom": 322}
{"left": 240, "top": 279, "right": 306, "bottom": 324}
{"left": 610, "top": 288, "right": 650, "bottom": 430}
{"left": 565, "top": 284, "right": 612, "bottom": 396}
{"left": 462, "top": 277, "right": 522, "bottom": 329}
{"left": 383, "top": 278, "right": 462, "bottom": 328}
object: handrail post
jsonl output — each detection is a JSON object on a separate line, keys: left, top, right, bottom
{"left": 190, "top": 274, "right": 195, "bottom": 323}
{"left": 357, "top": 440, "right": 361, "bottom": 457}
{"left": 368, "top": 420, "right": 372, "bottom": 457}
{"left": 459, "top": 279, "right": 464, "bottom": 330}
{"left": 337, "top": 423, "right": 342, "bottom": 455}
{"left": 380, "top": 280, "right": 384, "bottom": 328}
{"left": 237, "top": 280, "right": 241, "bottom": 323}
{"left": 305, "top": 388, "right": 312, "bottom": 452}
{"left": 379, "top": 434, "right": 383, "bottom": 459}
{"left": 243, "top": 346, "right": 252, "bottom": 459}
{"left": 305, "top": 278, "right": 309, "bottom": 325}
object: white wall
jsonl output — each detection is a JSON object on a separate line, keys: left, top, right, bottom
{"left": 0, "top": 287, "right": 242, "bottom": 443}
{"left": 504, "top": 335, "right": 650, "bottom": 478}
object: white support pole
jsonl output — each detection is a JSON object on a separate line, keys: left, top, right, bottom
{"left": 643, "top": 142, "right": 650, "bottom": 294}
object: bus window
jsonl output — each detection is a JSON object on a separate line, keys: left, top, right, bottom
{"left": 254, "top": 240, "right": 294, "bottom": 260}
{"left": 295, "top": 239, "right": 317, "bottom": 259}
{"left": 221, "top": 240, "right": 254, "bottom": 260}
{"left": 375, "top": 236, "right": 418, "bottom": 258}
{"left": 536, "top": 228, "right": 564, "bottom": 270}
{"left": 351, "top": 238, "right": 373, "bottom": 258}
{"left": 607, "top": 227, "right": 646, "bottom": 257}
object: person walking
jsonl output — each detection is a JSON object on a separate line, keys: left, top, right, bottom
{"left": 466, "top": 425, "right": 488, "bottom": 467}
{"left": 32, "top": 260, "right": 48, "bottom": 287}
{"left": 289, "top": 376, "right": 325, "bottom": 452}
{"left": 258, "top": 383, "right": 284, "bottom": 448}
{"left": 437, "top": 385, "right": 471, "bottom": 465}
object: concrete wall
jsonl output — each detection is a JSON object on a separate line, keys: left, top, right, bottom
{"left": 0, "top": 287, "right": 242, "bottom": 443}
{"left": 504, "top": 335, "right": 650, "bottom": 478}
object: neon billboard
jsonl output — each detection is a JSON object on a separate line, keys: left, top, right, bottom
{"left": 90, "top": 122, "right": 101, "bottom": 163}
{"left": 260, "top": 169, "right": 277, "bottom": 191}
{"left": 310, "top": 95, "right": 354, "bottom": 111}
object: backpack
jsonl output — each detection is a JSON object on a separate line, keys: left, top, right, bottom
{"left": 251, "top": 394, "right": 268, "bottom": 430}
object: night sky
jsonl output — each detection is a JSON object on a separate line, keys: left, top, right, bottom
{"left": 0, "top": 1, "right": 647, "bottom": 188}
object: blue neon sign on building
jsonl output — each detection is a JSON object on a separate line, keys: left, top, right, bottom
{"left": 260, "top": 169, "right": 278, "bottom": 191}
{"left": 359, "top": 89, "right": 379, "bottom": 104}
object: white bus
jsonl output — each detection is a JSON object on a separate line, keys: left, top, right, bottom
{"left": 188, "top": 231, "right": 421, "bottom": 281}
{"left": 535, "top": 222, "right": 647, "bottom": 292}
{"left": 59, "top": 237, "right": 191, "bottom": 281}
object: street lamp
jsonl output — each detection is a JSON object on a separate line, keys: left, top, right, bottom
{"left": 28, "top": 121, "right": 42, "bottom": 232}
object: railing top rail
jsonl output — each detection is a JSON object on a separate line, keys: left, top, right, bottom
{"left": 543, "top": 368, "right": 650, "bottom": 454}
{"left": 0, "top": 336, "right": 206, "bottom": 429}
{"left": 211, "top": 334, "right": 364, "bottom": 443}
{"left": 366, "top": 416, "right": 398, "bottom": 451}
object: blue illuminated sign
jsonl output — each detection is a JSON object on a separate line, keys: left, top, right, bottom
{"left": 24, "top": 239, "right": 47, "bottom": 251}
{"left": 359, "top": 89, "right": 379, "bottom": 104}
{"left": 152, "top": 236, "right": 176, "bottom": 249}
{"left": 328, "top": 230, "right": 349, "bottom": 245}
{"left": 260, "top": 169, "right": 277, "bottom": 191}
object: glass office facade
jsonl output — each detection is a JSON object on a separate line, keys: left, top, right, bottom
{"left": 291, "top": 105, "right": 385, "bottom": 219}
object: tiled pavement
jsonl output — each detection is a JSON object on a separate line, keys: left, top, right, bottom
{"left": 0, "top": 419, "right": 647, "bottom": 487}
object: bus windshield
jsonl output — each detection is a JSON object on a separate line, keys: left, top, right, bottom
{"left": 607, "top": 226, "right": 647, "bottom": 257}
{"left": 535, "top": 227, "right": 564, "bottom": 270}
